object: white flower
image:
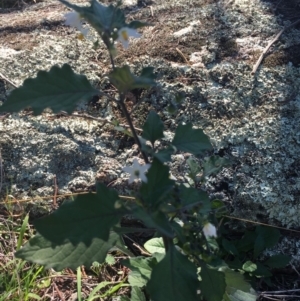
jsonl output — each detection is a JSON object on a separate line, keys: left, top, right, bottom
{"left": 203, "top": 223, "right": 217, "bottom": 238}
{"left": 64, "top": 11, "right": 89, "bottom": 38}
{"left": 117, "top": 27, "right": 141, "bottom": 49}
{"left": 122, "top": 158, "right": 150, "bottom": 184}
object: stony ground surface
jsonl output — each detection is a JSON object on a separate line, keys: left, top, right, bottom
{"left": 1, "top": 0, "right": 300, "bottom": 261}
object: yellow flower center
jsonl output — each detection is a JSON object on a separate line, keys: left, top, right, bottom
{"left": 121, "top": 30, "right": 129, "bottom": 41}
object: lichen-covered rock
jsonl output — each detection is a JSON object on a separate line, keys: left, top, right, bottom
{"left": 1, "top": 0, "right": 300, "bottom": 235}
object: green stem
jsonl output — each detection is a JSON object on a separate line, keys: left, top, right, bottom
{"left": 119, "top": 96, "right": 149, "bottom": 164}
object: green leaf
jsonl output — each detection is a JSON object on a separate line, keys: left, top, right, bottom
{"left": 242, "top": 261, "right": 257, "bottom": 273}
{"left": 130, "top": 286, "right": 146, "bottom": 301}
{"left": 0, "top": 64, "right": 97, "bottom": 115}
{"left": 222, "top": 268, "right": 257, "bottom": 301}
{"left": 202, "top": 155, "right": 230, "bottom": 178}
{"left": 15, "top": 231, "right": 121, "bottom": 271}
{"left": 255, "top": 226, "right": 280, "bottom": 247}
{"left": 109, "top": 66, "right": 156, "bottom": 94}
{"left": 133, "top": 208, "right": 173, "bottom": 238}
{"left": 105, "top": 254, "right": 116, "bottom": 265}
{"left": 199, "top": 263, "right": 226, "bottom": 301}
{"left": 172, "top": 123, "right": 212, "bottom": 155}
{"left": 34, "top": 184, "right": 126, "bottom": 244}
{"left": 153, "top": 147, "right": 174, "bottom": 163}
{"left": 142, "top": 111, "right": 164, "bottom": 145}
{"left": 122, "top": 257, "right": 157, "bottom": 288}
{"left": 186, "top": 157, "right": 201, "bottom": 182}
{"left": 264, "top": 255, "right": 290, "bottom": 268}
{"left": 178, "top": 185, "right": 211, "bottom": 213}
{"left": 211, "top": 199, "right": 229, "bottom": 217}
{"left": 236, "top": 231, "right": 256, "bottom": 252}
{"left": 147, "top": 245, "right": 199, "bottom": 301}
{"left": 59, "top": 0, "right": 125, "bottom": 37}
{"left": 222, "top": 239, "right": 239, "bottom": 256}
{"left": 16, "top": 184, "right": 128, "bottom": 270}
{"left": 251, "top": 262, "right": 272, "bottom": 277}
{"left": 144, "top": 238, "right": 165, "bottom": 254}
{"left": 139, "top": 159, "right": 174, "bottom": 208}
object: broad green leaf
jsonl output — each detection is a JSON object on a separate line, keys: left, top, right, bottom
{"left": 33, "top": 184, "right": 126, "bottom": 244}
{"left": 222, "top": 268, "right": 257, "bottom": 301}
{"left": 109, "top": 66, "right": 156, "bottom": 94}
{"left": 253, "top": 234, "right": 265, "bottom": 258}
{"left": 202, "top": 155, "right": 230, "bottom": 178}
{"left": 236, "top": 231, "right": 256, "bottom": 252}
{"left": 59, "top": 0, "right": 125, "bottom": 37}
{"left": 199, "top": 263, "right": 226, "bottom": 301}
{"left": 255, "top": 226, "right": 280, "bottom": 253}
{"left": 15, "top": 231, "right": 121, "bottom": 271}
{"left": 178, "top": 185, "right": 211, "bottom": 213}
{"left": 147, "top": 245, "right": 199, "bottom": 301}
{"left": 224, "top": 290, "right": 257, "bottom": 301}
{"left": 187, "top": 157, "right": 201, "bottom": 182}
{"left": 242, "top": 261, "right": 257, "bottom": 273}
{"left": 264, "top": 254, "right": 290, "bottom": 268}
{"left": 130, "top": 286, "right": 146, "bottom": 301}
{"left": 172, "top": 123, "right": 212, "bottom": 155}
{"left": 251, "top": 262, "right": 272, "bottom": 277}
{"left": 142, "top": 111, "right": 164, "bottom": 145}
{"left": 0, "top": 64, "right": 97, "bottom": 115}
{"left": 153, "top": 147, "right": 174, "bottom": 163}
{"left": 144, "top": 238, "right": 165, "bottom": 254}
{"left": 139, "top": 159, "right": 174, "bottom": 208}
{"left": 105, "top": 254, "right": 116, "bottom": 265}
{"left": 122, "top": 257, "right": 157, "bottom": 288}
{"left": 222, "top": 239, "right": 239, "bottom": 256}
{"left": 133, "top": 208, "right": 173, "bottom": 238}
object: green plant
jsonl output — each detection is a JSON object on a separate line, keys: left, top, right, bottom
{"left": 0, "top": 1, "right": 275, "bottom": 300}
{"left": 0, "top": 212, "right": 50, "bottom": 301}
{"left": 219, "top": 225, "right": 291, "bottom": 287}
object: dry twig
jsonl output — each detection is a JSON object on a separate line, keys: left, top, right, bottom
{"left": 252, "top": 18, "right": 300, "bottom": 75}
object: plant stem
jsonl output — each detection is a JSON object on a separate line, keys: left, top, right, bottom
{"left": 118, "top": 97, "right": 149, "bottom": 164}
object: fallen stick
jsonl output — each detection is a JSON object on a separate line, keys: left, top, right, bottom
{"left": 251, "top": 18, "right": 300, "bottom": 75}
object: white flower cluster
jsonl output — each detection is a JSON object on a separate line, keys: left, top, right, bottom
{"left": 64, "top": 11, "right": 141, "bottom": 48}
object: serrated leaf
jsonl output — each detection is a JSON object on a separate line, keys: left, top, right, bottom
{"left": 144, "top": 238, "right": 165, "bottom": 254}
{"left": 109, "top": 66, "right": 156, "bottom": 94}
{"left": 0, "top": 64, "right": 97, "bottom": 115}
{"left": 264, "top": 254, "right": 290, "bottom": 268}
{"left": 130, "top": 286, "right": 146, "bottom": 301}
{"left": 199, "top": 263, "right": 226, "bottom": 301}
{"left": 202, "top": 155, "right": 230, "bottom": 178}
{"left": 139, "top": 159, "right": 174, "bottom": 208}
{"left": 172, "top": 123, "right": 212, "bottom": 155}
{"left": 147, "top": 245, "right": 199, "bottom": 301}
{"left": 122, "top": 257, "right": 157, "bottom": 288}
{"left": 142, "top": 111, "right": 164, "bottom": 145}
{"left": 15, "top": 231, "right": 121, "bottom": 271}
{"left": 33, "top": 184, "right": 126, "bottom": 244}
{"left": 242, "top": 261, "right": 257, "bottom": 273}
